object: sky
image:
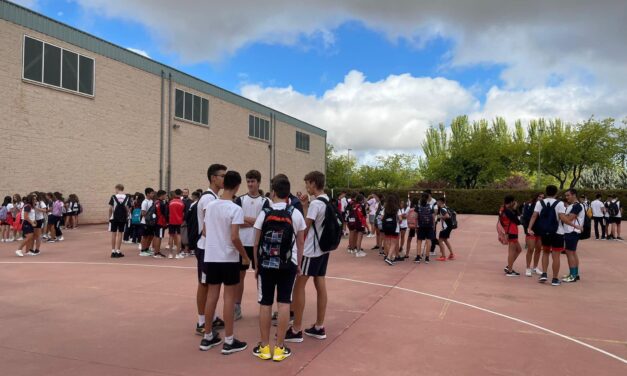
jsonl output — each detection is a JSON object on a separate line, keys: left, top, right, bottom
{"left": 14, "top": 0, "right": 627, "bottom": 163}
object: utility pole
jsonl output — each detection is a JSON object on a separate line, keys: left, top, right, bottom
{"left": 347, "top": 148, "right": 352, "bottom": 189}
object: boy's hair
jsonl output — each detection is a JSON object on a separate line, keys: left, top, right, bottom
{"left": 271, "top": 177, "right": 291, "bottom": 199}
{"left": 304, "top": 171, "right": 325, "bottom": 190}
{"left": 566, "top": 188, "right": 578, "bottom": 197}
{"left": 355, "top": 194, "right": 365, "bottom": 203}
{"left": 174, "top": 188, "right": 183, "bottom": 196}
{"left": 410, "top": 197, "right": 419, "bottom": 207}
{"left": 145, "top": 187, "right": 154, "bottom": 195}
{"left": 425, "top": 189, "right": 432, "bottom": 195}
{"left": 545, "top": 185, "right": 558, "bottom": 197}
{"left": 207, "top": 164, "right": 227, "bottom": 182}
{"left": 115, "top": 184, "right": 124, "bottom": 192}
{"left": 196, "top": 189, "right": 203, "bottom": 194}
{"left": 191, "top": 191, "right": 200, "bottom": 199}
{"left": 419, "top": 193, "right": 429, "bottom": 206}
{"left": 437, "top": 197, "right": 446, "bottom": 203}
{"left": 157, "top": 190, "right": 167, "bottom": 197}
{"left": 271, "top": 173, "right": 288, "bottom": 185}
{"left": 245, "top": 169, "right": 262, "bottom": 182}
{"left": 224, "top": 171, "right": 242, "bottom": 190}
{"left": 595, "top": 193, "right": 602, "bottom": 199}
{"left": 504, "top": 195, "right": 515, "bottom": 205}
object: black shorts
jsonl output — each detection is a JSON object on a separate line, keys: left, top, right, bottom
{"left": 301, "top": 253, "right": 329, "bottom": 277}
{"left": 109, "top": 221, "right": 126, "bottom": 233}
{"left": 35, "top": 219, "right": 44, "bottom": 229}
{"left": 201, "top": 262, "right": 240, "bottom": 286}
{"left": 541, "top": 233, "right": 564, "bottom": 251}
{"left": 239, "top": 246, "right": 256, "bottom": 271}
{"left": 153, "top": 226, "right": 166, "bottom": 239}
{"left": 48, "top": 215, "right": 60, "bottom": 227}
{"left": 608, "top": 217, "right": 621, "bottom": 224}
{"left": 22, "top": 221, "right": 34, "bottom": 235}
{"left": 408, "top": 228, "right": 416, "bottom": 238}
{"left": 257, "top": 266, "right": 297, "bottom": 306}
{"left": 439, "top": 227, "right": 452, "bottom": 239}
{"left": 416, "top": 227, "right": 432, "bottom": 240}
{"left": 196, "top": 248, "right": 205, "bottom": 283}
{"left": 564, "top": 232, "right": 580, "bottom": 251}
{"left": 168, "top": 224, "right": 181, "bottom": 235}
{"left": 141, "top": 225, "right": 155, "bottom": 237}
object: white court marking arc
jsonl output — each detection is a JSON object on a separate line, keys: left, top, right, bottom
{"left": 1, "top": 261, "right": 625, "bottom": 365}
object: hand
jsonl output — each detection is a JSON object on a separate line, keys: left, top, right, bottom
{"left": 242, "top": 256, "right": 251, "bottom": 266}
{"left": 297, "top": 266, "right": 302, "bottom": 276}
{"left": 254, "top": 268, "right": 259, "bottom": 280}
{"left": 528, "top": 229, "right": 535, "bottom": 236}
{"left": 299, "top": 193, "right": 309, "bottom": 204}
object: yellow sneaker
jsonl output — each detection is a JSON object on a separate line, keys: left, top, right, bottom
{"left": 273, "top": 345, "right": 292, "bottom": 362}
{"left": 253, "top": 343, "right": 271, "bottom": 360}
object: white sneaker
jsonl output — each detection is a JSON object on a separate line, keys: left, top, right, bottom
{"left": 138, "top": 244, "right": 142, "bottom": 251}
{"left": 17, "top": 237, "right": 23, "bottom": 241}
{"left": 123, "top": 240, "right": 132, "bottom": 244}
{"left": 429, "top": 252, "right": 436, "bottom": 256}
{"left": 534, "top": 267, "right": 543, "bottom": 275}
{"left": 15, "top": 250, "right": 24, "bottom": 257}
{"left": 525, "top": 268, "right": 532, "bottom": 277}
{"left": 58, "top": 236, "right": 64, "bottom": 241}
{"left": 355, "top": 250, "right": 367, "bottom": 257}
{"left": 168, "top": 254, "right": 174, "bottom": 259}
{"left": 0, "top": 239, "right": 4, "bottom": 243}
{"left": 175, "top": 253, "right": 185, "bottom": 259}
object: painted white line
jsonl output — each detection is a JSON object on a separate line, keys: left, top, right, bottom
{"left": 1, "top": 261, "right": 626, "bottom": 365}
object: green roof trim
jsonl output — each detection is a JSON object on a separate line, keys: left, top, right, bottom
{"left": 0, "top": 0, "right": 326, "bottom": 137}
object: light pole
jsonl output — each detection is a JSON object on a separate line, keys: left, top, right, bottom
{"left": 347, "top": 148, "right": 352, "bottom": 189}
{"left": 536, "top": 126, "right": 543, "bottom": 189}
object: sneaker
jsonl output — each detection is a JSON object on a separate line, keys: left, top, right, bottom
{"left": 378, "top": 250, "right": 385, "bottom": 256}
{"left": 539, "top": 273, "right": 548, "bottom": 283}
{"left": 551, "top": 278, "right": 561, "bottom": 286}
{"left": 414, "top": 255, "right": 421, "bottom": 264}
{"left": 534, "top": 267, "right": 543, "bottom": 275}
{"left": 505, "top": 269, "right": 520, "bottom": 277}
{"left": 525, "top": 268, "right": 532, "bottom": 277}
{"left": 199, "top": 334, "right": 223, "bottom": 351}
{"left": 138, "top": 244, "right": 143, "bottom": 251}
{"left": 16, "top": 237, "right": 23, "bottom": 241}
{"left": 285, "top": 327, "right": 304, "bottom": 343}
{"left": 394, "top": 256, "right": 405, "bottom": 262}
{"left": 195, "top": 323, "right": 205, "bottom": 336}
{"left": 384, "top": 257, "right": 394, "bottom": 266}
{"left": 175, "top": 253, "right": 185, "bottom": 259}
{"left": 436, "top": 256, "right": 446, "bottom": 261}
{"left": 448, "top": 254, "right": 456, "bottom": 260}
{"left": 117, "top": 252, "right": 125, "bottom": 258}
{"left": 212, "top": 317, "right": 225, "bottom": 330}
{"left": 26, "top": 250, "right": 37, "bottom": 256}
{"left": 562, "top": 275, "right": 576, "bottom": 283}
{"left": 355, "top": 250, "right": 367, "bottom": 257}
{"left": 167, "top": 254, "right": 174, "bottom": 259}
{"left": 371, "top": 245, "right": 380, "bottom": 250}
{"left": 234, "top": 305, "right": 243, "bottom": 321}
{"left": 57, "top": 236, "right": 64, "bottom": 241}
{"left": 618, "top": 237, "right": 624, "bottom": 241}
{"left": 601, "top": 237, "right": 607, "bottom": 240}
{"left": 46, "top": 239, "right": 57, "bottom": 243}
{"left": 122, "top": 240, "right": 133, "bottom": 244}
{"left": 424, "top": 256, "right": 430, "bottom": 264}
{"left": 273, "top": 346, "right": 292, "bottom": 362}
{"left": 139, "top": 250, "right": 151, "bottom": 257}
{"left": 152, "top": 252, "right": 166, "bottom": 259}
{"left": 304, "top": 325, "right": 327, "bottom": 340}
{"left": 222, "top": 338, "right": 247, "bottom": 355}
{"left": 253, "top": 343, "right": 272, "bottom": 360}
{"left": 15, "top": 250, "right": 24, "bottom": 257}
{"left": 429, "top": 251, "right": 436, "bottom": 256}
{"left": 111, "top": 252, "right": 119, "bottom": 258}
{"left": 347, "top": 248, "right": 354, "bottom": 254}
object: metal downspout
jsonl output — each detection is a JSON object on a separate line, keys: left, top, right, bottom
{"left": 159, "top": 70, "right": 164, "bottom": 189}
{"left": 167, "top": 73, "right": 172, "bottom": 191}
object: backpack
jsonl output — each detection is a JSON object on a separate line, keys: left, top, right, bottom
{"left": 608, "top": 201, "right": 619, "bottom": 217}
{"left": 345, "top": 203, "right": 359, "bottom": 231}
{"left": 407, "top": 207, "right": 418, "bottom": 229}
{"left": 131, "top": 208, "right": 141, "bottom": 224}
{"left": 145, "top": 202, "right": 157, "bottom": 226}
{"left": 447, "top": 208, "right": 458, "bottom": 229}
{"left": 77, "top": 203, "right": 83, "bottom": 215}
{"left": 111, "top": 195, "right": 129, "bottom": 222}
{"left": 496, "top": 212, "right": 509, "bottom": 245}
{"left": 0, "top": 206, "right": 7, "bottom": 221}
{"left": 581, "top": 215, "right": 591, "bottom": 240}
{"left": 533, "top": 200, "right": 560, "bottom": 236}
{"left": 259, "top": 206, "right": 296, "bottom": 269}
{"left": 313, "top": 197, "right": 343, "bottom": 253}
{"left": 417, "top": 204, "right": 434, "bottom": 227}
{"left": 381, "top": 212, "right": 397, "bottom": 233}
{"left": 521, "top": 203, "right": 534, "bottom": 227}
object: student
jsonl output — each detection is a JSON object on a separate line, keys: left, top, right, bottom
{"left": 29, "top": 193, "right": 46, "bottom": 255}
{"left": 339, "top": 192, "right": 349, "bottom": 236}
{"left": 436, "top": 197, "right": 455, "bottom": 261}
{"left": 152, "top": 190, "right": 169, "bottom": 259}
{"left": 127, "top": 193, "right": 144, "bottom": 245}
{"left": 347, "top": 194, "right": 367, "bottom": 257}
{"left": 108, "top": 184, "right": 130, "bottom": 258}
{"left": 12, "top": 194, "right": 24, "bottom": 241}
{"left": 590, "top": 193, "right": 606, "bottom": 240}
{"left": 234, "top": 170, "right": 270, "bottom": 321}
{"left": 166, "top": 189, "right": 185, "bottom": 259}
{"left": 46, "top": 193, "right": 64, "bottom": 242}
{"left": 381, "top": 194, "right": 401, "bottom": 265}
{"left": 15, "top": 194, "right": 37, "bottom": 257}
{"left": 186, "top": 191, "right": 201, "bottom": 257}
{"left": 560, "top": 189, "right": 584, "bottom": 283}
{"left": 286, "top": 171, "right": 330, "bottom": 343}
{"left": 528, "top": 185, "right": 566, "bottom": 286}
{"left": 252, "top": 176, "right": 306, "bottom": 362}
{"left": 366, "top": 194, "right": 379, "bottom": 238}
{"left": 398, "top": 199, "right": 409, "bottom": 257}
{"left": 139, "top": 188, "right": 156, "bottom": 257}
{"left": 425, "top": 190, "right": 439, "bottom": 256}
{"left": 0, "top": 196, "right": 12, "bottom": 242}
{"left": 195, "top": 164, "right": 227, "bottom": 336}
{"left": 499, "top": 195, "right": 522, "bottom": 276}
{"left": 180, "top": 188, "right": 192, "bottom": 255}
{"left": 607, "top": 195, "right": 622, "bottom": 240}
{"left": 372, "top": 194, "right": 385, "bottom": 251}
{"left": 414, "top": 193, "right": 434, "bottom": 264}
{"left": 405, "top": 197, "right": 419, "bottom": 258}
{"left": 522, "top": 193, "right": 544, "bottom": 276}
{"left": 199, "top": 171, "right": 249, "bottom": 355}
{"left": 66, "top": 194, "right": 79, "bottom": 229}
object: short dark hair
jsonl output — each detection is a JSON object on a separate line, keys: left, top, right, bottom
{"left": 157, "top": 190, "right": 167, "bottom": 197}
{"left": 424, "top": 189, "right": 432, "bottom": 195}
{"left": 437, "top": 197, "right": 446, "bottom": 203}
{"left": 191, "top": 191, "right": 200, "bottom": 199}
{"left": 223, "top": 171, "right": 242, "bottom": 190}
{"left": 545, "top": 185, "right": 558, "bottom": 197}
{"left": 245, "top": 170, "right": 262, "bottom": 182}
{"left": 355, "top": 194, "right": 365, "bottom": 203}
{"left": 174, "top": 188, "right": 183, "bottom": 196}
{"left": 566, "top": 188, "right": 578, "bottom": 197}
{"left": 207, "top": 164, "right": 227, "bottom": 182}
{"left": 304, "top": 171, "right": 325, "bottom": 190}
{"left": 504, "top": 195, "right": 515, "bottom": 205}
{"left": 145, "top": 187, "right": 154, "bottom": 195}
{"left": 271, "top": 177, "right": 291, "bottom": 199}
{"left": 115, "top": 184, "right": 124, "bottom": 191}
{"left": 596, "top": 193, "right": 602, "bottom": 199}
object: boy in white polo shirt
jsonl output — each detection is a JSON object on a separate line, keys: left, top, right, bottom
{"left": 199, "top": 171, "right": 250, "bottom": 355}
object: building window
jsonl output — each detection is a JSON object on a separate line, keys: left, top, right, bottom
{"left": 249, "top": 115, "right": 270, "bottom": 141}
{"left": 296, "top": 131, "right": 310, "bottom": 152}
{"left": 22, "top": 35, "right": 94, "bottom": 96}
{"left": 175, "top": 88, "right": 209, "bottom": 126}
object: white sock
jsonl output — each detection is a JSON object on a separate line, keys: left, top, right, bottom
{"left": 225, "top": 335, "right": 234, "bottom": 345}
{"left": 198, "top": 315, "right": 205, "bottom": 325}
{"left": 315, "top": 325, "right": 324, "bottom": 330}
{"left": 204, "top": 332, "right": 213, "bottom": 341}
{"left": 112, "top": 249, "right": 116, "bottom": 253}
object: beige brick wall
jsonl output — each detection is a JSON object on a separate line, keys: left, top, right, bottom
{"left": 0, "top": 19, "right": 326, "bottom": 224}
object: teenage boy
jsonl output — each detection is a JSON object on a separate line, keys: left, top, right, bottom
{"left": 139, "top": 188, "right": 155, "bottom": 256}
{"left": 366, "top": 194, "right": 378, "bottom": 237}
{"left": 436, "top": 197, "right": 455, "bottom": 260}
{"left": 186, "top": 191, "right": 201, "bottom": 257}
{"left": 607, "top": 195, "right": 622, "bottom": 240}
{"left": 500, "top": 195, "right": 522, "bottom": 276}
{"left": 561, "top": 189, "right": 584, "bottom": 283}
{"left": 425, "top": 190, "right": 439, "bottom": 256}
{"left": 199, "top": 171, "right": 249, "bottom": 355}
{"left": 180, "top": 188, "right": 192, "bottom": 255}
{"left": 252, "top": 176, "right": 306, "bottom": 361}
{"left": 108, "top": 184, "right": 130, "bottom": 258}
{"left": 151, "top": 190, "right": 168, "bottom": 259}
{"left": 590, "top": 193, "right": 606, "bottom": 240}
{"left": 195, "top": 164, "right": 226, "bottom": 336}
{"left": 528, "top": 185, "right": 566, "bottom": 286}
{"left": 234, "top": 170, "right": 270, "bottom": 320}
{"left": 168, "top": 189, "right": 185, "bottom": 259}
{"left": 286, "top": 171, "right": 330, "bottom": 342}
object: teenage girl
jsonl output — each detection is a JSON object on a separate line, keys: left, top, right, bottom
{"left": 523, "top": 193, "right": 544, "bottom": 276}
{"left": 47, "top": 192, "right": 64, "bottom": 242}
{"left": 382, "top": 194, "right": 401, "bottom": 265}
{"left": 33, "top": 192, "right": 48, "bottom": 255}
{"left": 12, "top": 194, "right": 24, "bottom": 241}
{"left": 15, "top": 194, "right": 37, "bottom": 257}
{"left": 1, "top": 196, "right": 13, "bottom": 242}
{"left": 398, "top": 200, "right": 409, "bottom": 257}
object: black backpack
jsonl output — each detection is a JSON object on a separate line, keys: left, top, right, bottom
{"left": 145, "top": 201, "right": 157, "bottom": 226}
{"left": 111, "top": 195, "right": 129, "bottom": 222}
{"left": 608, "top": 201, "right": 619, "bottom": 217}
{"left": 447, "top": 208, "right": 458, "bottom": 229}
{"left": 259, "top": 206, "right": 295, "bottom": 269}
{"left": 533, "top": 200, "right": 559, "bottom": 236}
{"left": 417, "top": 204, "right": 434, "bottom": 227}
{"left": 313, "top": 197, "right": 343, "bottom": 253}
{"left": 381, "top": 212, "right": 397, "bottom": 233}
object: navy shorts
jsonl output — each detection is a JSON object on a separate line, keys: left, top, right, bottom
{"left": 196, "top": 248, "right": 205, "bottom": 283}
{"left": 22, "top": 221, "right": 34, "bottom": 235}
{"left": 168, "top": 224, "right": 181, "bottom": 235}
{"left": 439, "top": 227, "right": 452, "bottom": 239}
{"left": 416, "top": 227, "right": 432, "bottom": 240}
{"left": 541, "top": 233, "right": 564, "bottom": 251}
{"left": 257, "top": 266, "right": 297, "bottom": 306}
{"left": 153, "top": 226, "right": 166, "bottom": 239}
{"left": 564, "top": 232, "right": 580, "bottom": 251}
{"left": 35, "top": 219, "right": 44, "bottom": 229}
{"left": 301, "top": 253, "right": 329, "bottom": 277}
{"left": 408, "top": 228, "right": 416, "bottom": 238}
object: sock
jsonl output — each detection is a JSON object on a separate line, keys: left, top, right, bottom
{"left": 203, "top": 332, "right": 213, "bottom": 341}
{"left": 315, "top": 325, "right": 324, "bottom": 330}
{"left": 198, "top": 314, "right": 205, "bottom": 325}
{"left": 112, "top": 249, "right": 116, "bottom": 253}
{"left": 570, "top": 267, "right": 576, "bottom": 276}
{"left": 225, "top": 335, "right": 234, "bottom": 345}
{"left": 574, "top": 267, "right": 579, "bottom": 276}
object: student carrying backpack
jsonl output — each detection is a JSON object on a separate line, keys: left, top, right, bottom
{"left": 407, "top": 206, "right": 418, "bottom": 229}
{"left": 145, "top": 203, "right": 157, "bottom": 226}
{"left": 111, "top": 194, "right": 129, "bottom": 223}
{"left": 131, "top": 207, "right": 142, "bottom": 225}
{"left": 607, "top": 201, "right": 619, "bottom": 217}
{"left": 533, "top": 201, "right": 560, "bottom": 236}
{"left": 259, "top": 206, "right": 296, "bottom": 269}
{"left": 313, "top": 197, "right": 343, "bottom": 253}
{"left": 417, "top": 203, "right": 434, "bottom": 228}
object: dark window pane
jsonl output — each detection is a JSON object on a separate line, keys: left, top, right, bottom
{"left": 78, "top": 56, "right": 93, "bottom": 95}
{"left": 254, "top": 117, "right": 260, "bottom": 138}
{"left": 175, "top": 89, "right": 184, "bottom": 118}
{"left": 23, "top": 37, "right": 43, "bottom": 82}
{"left": 305, "top": 135, "right": 310, "bottom": 150}
{"left": 43, "top": 44, "right": 61, "bottom": 86}
{"left": 249, "top": 115, "right": 254, "bottom": 136}
{"left": 62, "top": 50, "right": 78, "bottom": 91}
{"left": 201, "top": 98, "right": 209, "bottom": 125}
{"left": 193, "top": 95, "right": 201, "bottom": 123}
{"left": 265, "top": 120, "right": 270, "bottom": 140}
{"left": 184, "top": 92, "right": 193, "bottom": 120}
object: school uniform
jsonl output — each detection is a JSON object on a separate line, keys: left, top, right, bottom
{"left": 563, "top": 203, "right": 585, "bottom": 251}
{"left": 533, "top": 198, "right": 566, "bottom": 251}
{"left": 301, "top": 194, "right": 331, "bottom": 277}
{"left": 235, "top": 194, "right": 270, "bottom": 270}
{"left": 195, "top": 189, "right": 218, "bottom": 283}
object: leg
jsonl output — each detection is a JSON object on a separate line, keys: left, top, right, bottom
{"left": 276, "top": 302, "right": 291, "bottom": 347}
{"left": 197, "top": 284, "right": 208, "bottom": 316}
{"left": 204, "top": 284, "right": 221, "bottom": 334}
{"left": 444, "top": 239, "right": 453, "bottom": 257}
{"left": 551, "top": 251, "right": 560, "bottom": 279}
{"left": 313, "top": 277, "right": 327, "bottom": 327}
{"left": 356, "top": 231, "right": 363, "bottom": 250}
{"left": 115, "top": 231, "right": 123, "bottom": 250}
{"left": 222, "top": 284, "right": 237, "bottom": 338}
{"left": 175, "top": 234, "right": 182, "bottom": 255}
{"left": 259, "top": 304, "right": 272, "bottom": 346}
{"left": 525, "top": 238, "right": 535, "bottom": 268}
{"left": 541, "top": 249, "right": 550, "bottom": 274}
{"left": 533, "top": 241, "right": 542, "bottom": 269}
{"left": 291, "top": 275, "right": 309, "bottom": 332}
{"left": 111, "top": 231, "right": 116, "bottom": 250}
{"left": 34, "top": 227, "right": 41, "bottom": 250}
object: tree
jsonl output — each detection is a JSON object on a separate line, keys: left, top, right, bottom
{"left": 325, "top": 144, "right": 356, "bottom": 190}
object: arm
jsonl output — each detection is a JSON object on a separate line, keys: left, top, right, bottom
{"left": 559, "top": 213, "right": 580, "bottom": 229}
{"left": 241, "top": 216, "right": 256, "bottom": 228}
{"left": 304, "top": 218, "right": 314, "bottom": 239}
{"left": 296, "top": 229, "right": 305, "bottom": 275}
{"left": 527, "top": 212, "right": 539, "bottom": 235}
{"left": 231, "top": 224, "right": 250, "bottom": 264}
{"left": 253, "top": 228, "right": 261, "bottom": 278}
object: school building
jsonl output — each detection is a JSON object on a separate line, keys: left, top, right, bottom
{"left": 0, "top": 1, "right": 327, "bottom": 224}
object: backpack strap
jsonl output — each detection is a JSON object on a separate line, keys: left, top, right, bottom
{"left": 312, "top": 198, "right": 328, "bottom": 253}
{"left": 202, "top": 190, "right": 217, "bottom": 199}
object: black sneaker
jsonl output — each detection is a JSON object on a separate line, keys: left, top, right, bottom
{"left": 285, "top": 327, "right": 303, "bottom": 343}
{"left": 272, "top": 311, "right": 295, "bottom": 327}
{"left": 505, "top": 269, "right": 520, "bottom": 277}
{"left": 199, "top": 334, "right": 223, "bottom": 351}
{"left": 304, "top": 325, "right": 327, "bottom": 340}
{"left": 371, "top": 245, "right": 380, "bottom": 250}
{"left": 117, "top": 252, "right": 125, "bottom": 258}
{"left": 33, "top": 249, "right": 40, "bottom": 255}
{"left": 551, "top": 278, "right": 561, "bottom": 286}
{"left": 394, "top": 256, "right": 404, "bottom": 262}
{"left": 575, "top": 275, "right": 581, "bottom": 281}
{"left": 195, "top": 323, "right": 205, "bottom": 336}
{"left": 111, "top": 252, "right": 118, "bottom": 258}
{"left": 424, "top": 256, "right": 430, "bottom": 264}
{"left": 539, "top": 273, "right": 548, "bottom": 283}
{"left": 222, "top": 338, "right": 247, "bottom": 355}
{"left": 384, "top": 257, "right": 394, "bottom": 266}
{"left": 378, "top": 250, "right": 385, "bottom": 256}
{"left": 414, "top": 255, "right": 421, "bottom": 264}
{"left": 212, "top": 317, "right": 225, "bottom": 330}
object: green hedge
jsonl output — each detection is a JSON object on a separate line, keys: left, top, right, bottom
{"left": 328, "top": 188, "right": 627, "bottom": 218}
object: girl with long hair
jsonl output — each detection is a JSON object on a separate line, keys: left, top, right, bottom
{"left": 15, "top": 194, "right": 37, "bottom": 257}
{"left": 1, "top": 196, "right": 13, "bottom": 242}
{"left": 382, "top": 194, "right": 401, "bottom": 265}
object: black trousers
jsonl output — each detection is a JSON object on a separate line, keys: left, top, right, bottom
{"left": 593, "top": 217, "right": 606, "bottom": 239}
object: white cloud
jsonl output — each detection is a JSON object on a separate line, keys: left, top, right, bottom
{"left": 126, "top": 47, "right": 150, "bottom": 58}
{"left": 57, "top": 11, "right": 64, "bottom": 17}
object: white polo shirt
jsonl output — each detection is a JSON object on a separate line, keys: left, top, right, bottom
{"left": 203, "top": 199, "right": 244, "bottom": 263}
{"left": 304, "top": 194, "right": 329, "bottom": 258}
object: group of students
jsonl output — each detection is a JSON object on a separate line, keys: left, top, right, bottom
{"left": 498, "top": 185, "right": 623, "bottom": 286}
{"left": 588, "top": 193, "right": 623, "bottom": 241}
{"left": 337, "top": 189, "right": 457, "bottom": 265}
{"left": 1, "top": 192, "right": 81, "bottom": 256}
{"left": 109, "top": 166, "right": 341, "bottom": 362}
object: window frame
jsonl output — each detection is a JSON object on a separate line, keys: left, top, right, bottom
{"left": 296, "top": 131, "right": 310, "bottom": 152}
{"left": 21, "top": 35, "right": 95, "bottom": 98}
{"left": 248, "top": 114, "right": 271, "bottom": 142}
{"left": 174, "top": 88, "right": 209, "bottom": 127}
